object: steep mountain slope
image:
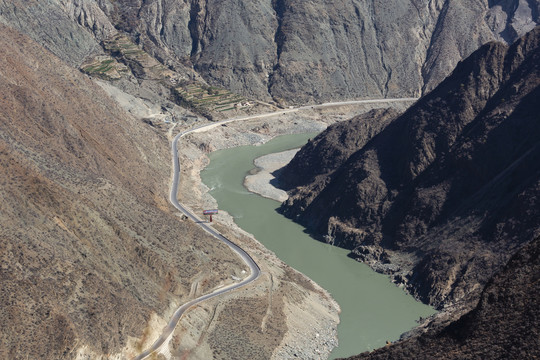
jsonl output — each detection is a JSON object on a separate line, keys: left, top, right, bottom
{"left": 344, "top": 235, "right": 540, "bottom": 360}
{"left": 0, "top": 22, "right": 341, "bottom": 360}
{"left": 0, "top": 0, "right": 101, "bottom": 66}
{"left": 1, "top": 0, "right": 539, "bottom": 104}
{"left": 280, "top": 27, "right": 540, "bottom": 308}
{"left": 0, "top": 23, "right": 246, "bottom": 358}
{"left": 279, "top": 108, "right": 400, "bottom": 214}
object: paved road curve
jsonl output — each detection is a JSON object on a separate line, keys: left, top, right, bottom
{"left": 132, "top": 98, "right": 417, "bottom": 359}
{"left": 132, "top": 128, "right": 262, "bottom": 360}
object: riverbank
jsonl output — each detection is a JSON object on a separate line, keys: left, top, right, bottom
{"left": 244, "top": 149, "right": 299, "bottom": 202}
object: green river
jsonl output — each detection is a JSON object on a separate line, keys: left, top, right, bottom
{"left": 200, "top": 133, "right": 435, "bottom": 359}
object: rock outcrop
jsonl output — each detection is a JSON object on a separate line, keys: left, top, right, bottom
{"left": 280, "top": 27, "right": 540, "bottom": 309}
{"left": 0, "top": 0, "right": 101, "bottom": 66}
{"left": 1, "top": 0, "right": 539, "bottom": 103}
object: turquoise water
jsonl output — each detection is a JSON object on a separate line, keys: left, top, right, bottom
{"left": 201, "top": 133, "right": 435, "bottom": 359}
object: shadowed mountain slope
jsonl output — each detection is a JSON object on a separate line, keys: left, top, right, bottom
{"left": 280, "top": 27, "right": 540, "bottom": 309}
{"left": 343, "top": 235, "right": 540, "bottom": 360}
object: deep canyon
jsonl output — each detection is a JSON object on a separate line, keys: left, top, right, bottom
{"left": 0, "top": 1, "right": 539, "bottom": 359}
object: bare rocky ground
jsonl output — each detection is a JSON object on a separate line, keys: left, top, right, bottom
{"left": 0, "top": 24, "right": 252, "bottom": 360}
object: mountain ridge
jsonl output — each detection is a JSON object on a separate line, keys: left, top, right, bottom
{"left": 0, "top": 22, "right": 254, "bottom": 358}
{"left": 1, "top": 0, "right": 539, "bottom": 104}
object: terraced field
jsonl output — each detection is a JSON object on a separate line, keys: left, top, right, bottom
{"left": 173, "top": 83, "right": 249, "bottom": 114}
{"left": 104, "top": 35, "right": 177, "bottom": 80}
{"left": 81, "top": 56, "right": 128, "bottom": 80}
{"left": 81, "top": 34, "right": 254, "bottom": 119}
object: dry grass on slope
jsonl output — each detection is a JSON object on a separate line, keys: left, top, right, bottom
{"left": 0, "top": 24, "right": 244, "bottom": 359}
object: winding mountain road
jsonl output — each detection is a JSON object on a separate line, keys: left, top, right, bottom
{"left": 133, "top": 97, "right": 417, "bottom": 359}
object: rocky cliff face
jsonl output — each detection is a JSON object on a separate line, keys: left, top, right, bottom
{"left": 280, "top": 27, "right": 540, "bottom": 308}
{"left": 344, "top": 235, "right": 540, "bottom": 360}
{"left": 1, "top": 0, "right": 539, "bottom": 104}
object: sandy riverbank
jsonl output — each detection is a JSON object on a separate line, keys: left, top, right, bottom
{"left": 244, "top": 149, "right": 299, "bottom": 202}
